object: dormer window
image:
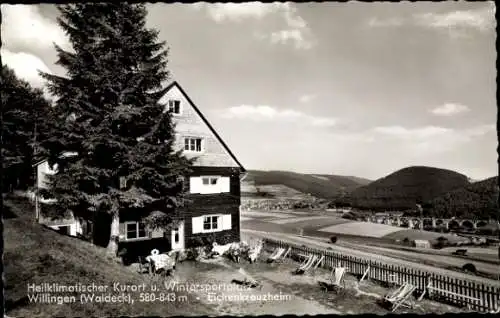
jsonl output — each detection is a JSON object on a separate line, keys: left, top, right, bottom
{"left": 184, "top": 137, "right": 203, "bottom": 152}
{"left": 168, "top": 100, "right": 181, "bottom": 115}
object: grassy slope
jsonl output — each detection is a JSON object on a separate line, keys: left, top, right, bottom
{"left": 246, "top": 170, "right": 368, "bottom": 199}
{"left": 425, "top": 176, "right": 499, "bottom": 219}
{"left": 3, "top": 195, "right": 214, "bottom": 317}
{"left": 344, "top": 166, "right": 471, "bottom": 210}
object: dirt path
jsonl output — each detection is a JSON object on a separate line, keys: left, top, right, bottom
{"left": 243, "top": 229, "right": 500, "bottom": 287}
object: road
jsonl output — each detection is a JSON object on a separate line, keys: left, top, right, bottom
{"left": 337, "top": 240, "right": 500, "bottom": 277}
{"left": 242, "top": 229, "right": 500, "bottom": 287}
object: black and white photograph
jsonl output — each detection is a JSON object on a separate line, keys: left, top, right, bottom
{"left": 1, "top": 1, "right": 499, "bottom": 317}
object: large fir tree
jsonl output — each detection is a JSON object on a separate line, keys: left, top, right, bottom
{"left": 1, "top": 65, "right": 53, "bottom": 193}
{"left": 40, "top": 3, "right": 193, "bottom": 254}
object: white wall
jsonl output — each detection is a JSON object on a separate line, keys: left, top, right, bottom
{"left": 189, "top": 176, "right": 230, "bottom": 194}
{"left": 192, "top": 214, "right": 232, "bottom": 234}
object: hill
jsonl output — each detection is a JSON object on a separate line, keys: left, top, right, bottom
{"left": 244, "top": 170, "right": 369, "bottom": 199}
{"left": 424, "top": 176, "right": 499, "bottom": 219}
{"left": 3, "top": 194, "right": 214, "bottom": 317}
{"left": 341, "top": 166, "right": 471, "bottom": 211}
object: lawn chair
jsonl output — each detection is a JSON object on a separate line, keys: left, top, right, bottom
{"left": 232, "top": 268, "right": 262, "bottom": 289}
{"left": 137, "top": 256, "right": 152, "bottom": 275}
{"left": 384, "top": 282, "right": 416, "bottom": 312}
{"left": 293, "top": 254, "right": 318, "bottom": 275}
{"left": 276, "top": 247, "right": 291, "bottom": 264}
{"left": 248, "top": 240, "right": 263, "bottom": 263}
{"left": 318, "top": 267, "right": 346, "bottom": 293}
{"left": 267, "top": 247, "right": 285, "bottom": 263}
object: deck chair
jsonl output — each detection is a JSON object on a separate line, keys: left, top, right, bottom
{"left": 232, "top": 268, "right": 262, "bottom": 289}
{"left": 137, "top": 256, "right": 152, "bottom": 275}
{"left": 276, "top": 247, "right": 291, "bottom": 263}
{"left": 318, "top": 267, "right": 346, "bottom": 293}
{"left": 267, "top": 247, "right": 285, "bottom": 263}
{"left": 384, "top": 282, "right": 416, "bottom": 312}
{"left": 294, "top": 254, "right": 317, "bottom": 275}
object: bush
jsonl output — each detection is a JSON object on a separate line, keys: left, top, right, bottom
{"left": 188, "top": 237, "right": 205, "bottom": 248}
{"left": 330, "top": 236, "right": 338, "bottom": 244}
{"left": 402, "top": 237, "right": 410, "bottom": 245}
{"left": 462, "top": 263, "right": 477, "bottom": 274}
{"left": 342, "top": 212, "right": 356, "bottom": 220}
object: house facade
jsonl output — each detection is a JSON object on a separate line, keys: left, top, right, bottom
{"left": 33, "top": 81, "right": 246, "bottom": 254}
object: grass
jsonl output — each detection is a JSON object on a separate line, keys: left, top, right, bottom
{"left": 384, "top": 229, "right": 468, "bottom": 244}
{"left": 188, "top": 233, "right": 468, "bottom": 315}
{"left": 3, "top": 195, "right": 215, "bottom": 317}
{"left": 318, "top": 222, "right": 403, "bottom": 238}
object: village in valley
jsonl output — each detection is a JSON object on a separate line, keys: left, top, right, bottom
{"left": 2, "top": 2, "right": 499, "bottom": 317}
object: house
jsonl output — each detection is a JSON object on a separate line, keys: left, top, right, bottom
{"left": 33, "top": 81, "right": 246, "bottom": 255}
{"left": 412, "top": 239, "right": 431, "bottom": 249}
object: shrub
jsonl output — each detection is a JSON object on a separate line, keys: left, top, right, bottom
{"left": 402, "top": 237, "right": 410, "bottom": 245}
{"left": 188, "top": 237, "right": 205, "bottom": 248}
{"left": 330, "top": 236, "right": 338, "bottom": 244}
{"left": 342, "top": 212, "right": 356, "bottom": 220}
{"left": 462, "top": 263, "right": 477, "bottom": 274}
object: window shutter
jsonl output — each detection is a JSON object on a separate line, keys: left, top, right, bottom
{"left": 192, "top": 216, "right": 203, "bottom": 234}
{"left": 221, "top": 214, "right": 232, "bottom": 230}
{"left": 219, "top": 177, "right": 230, "bottom": 193}
{"left": 189, "top": 177, "right": 202, "bottom": 194}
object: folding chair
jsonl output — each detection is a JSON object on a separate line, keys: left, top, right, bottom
{"left": 384, "top": 282, "right": 416, "bottom": 312}
{"left": 267, "top": 247, "right": 285, "bottom": 263}
{"left": 276, "top": 247, "right": 291, "bottom": 264}
{"left": 318, "top": 267, "right": 346, "bottom": 293}
{"left": 232, "top": 268, "right": 263, "bottom": 289}
{"left": 248, "top": 240, "right": 263, "bottom": 263}
{"left": 137, "top": 256, "right": 152, "bottom": 275}
{"left": 294, "top": 254, "right": 317, "bottom": 275}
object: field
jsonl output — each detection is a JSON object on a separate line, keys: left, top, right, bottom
{"left": 385, "top": 229, "right": 469, "bottom": 244}
{"left": 318, "top": 222, "right": 402, "bottom": 238}
{"left": 241, "top": 182, "right": 315, "bottom": 200}
{"left": 240, "top": 210, "right": 500, "bottom": 279}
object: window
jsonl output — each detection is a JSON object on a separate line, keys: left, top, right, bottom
{"left": 173, "top": 227, "right": 179, "bottom": 243}
{"left": 168, "top": 100, "right": 181, "bottom": 115}
{"left": 184, "top": 138, "right": 202, "bottom": 152}
{"left": 119, "top": 177, "right": 127, "bottom": 189}
{"left": 203, "top": 216, "right": 220, "bottom": 231}
{"left": 126, "top": 222, "right": 147, "bottom": 239}
{"left": 202, "top": 177, "right": 218, "bottom": 186}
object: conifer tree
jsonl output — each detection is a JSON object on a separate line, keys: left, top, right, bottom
{"left": 40, "top": 3, "right": 193, "bottom": 254}
{"left": 1, "top": 65, "right": 52, "bottom": 192}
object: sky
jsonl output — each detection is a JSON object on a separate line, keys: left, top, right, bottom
{"left": 1, "top": 2, "right": 498, "bottom": 181}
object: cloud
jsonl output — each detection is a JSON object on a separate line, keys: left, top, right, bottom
{"left": 414, "top": 4, "right": 496, "bottom": 32}
{"left": 191, "top": 2, "right": 286, "bottom": 22}
{"left": 1, "top": 49, "right": 52, "bottom": 88}
{"left": 193, "top": 2, "right": 314, "bottom": 50}
{"left": 219, "top": 105, "right": 337, "bottom": 127}
{"left": 373, "top": 125, "right": 452, "bottom": 139}
{"left": 1, "top": 4, "right": 71, "bottom": 52}
{"left": 371, "top": 124, "right": 495, "bottom": 155}
{"left": 299, "top": 94, "right": 317, "bottom": 103}
{"left": 430, "top": 103, "right": 470, "bottom": 116}
{"left": 367, "top": 3, "right": 495, "bottom": 35}
{"left": 367, "top": 17, "right": 404, "bottom": 27}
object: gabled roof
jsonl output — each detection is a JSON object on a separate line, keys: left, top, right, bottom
{"left": 33, "top": 82, "right": 246, "bottom": 173}
{"left": 32, "top": 151, "right": 78, "bottom": 167}
{"left": 163, "top": 81, "right": 246, "bottom": 173}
